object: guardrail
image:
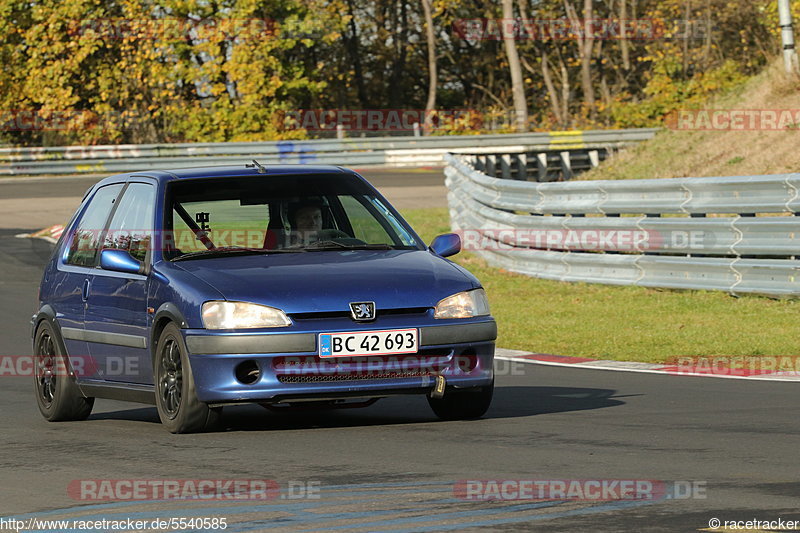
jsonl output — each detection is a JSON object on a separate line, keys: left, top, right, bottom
{"left": 444, "top": 153, "right": 800, "bottom": 298}
{"left": 453, "top": 149, "right": 608, "bottom": 182}
{"left": 0, "top": 128, "right": 657, "bottom": 176}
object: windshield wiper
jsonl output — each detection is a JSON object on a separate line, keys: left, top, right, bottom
{"left": 301, "top": 241, "right": 395, "bottom": 251}
{"left": 172, "top": 247, "right": 306, "bottom": 262}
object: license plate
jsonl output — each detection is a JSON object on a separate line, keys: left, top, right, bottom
{"left": 319, "top": 328, "right": 418, "bottom": 357}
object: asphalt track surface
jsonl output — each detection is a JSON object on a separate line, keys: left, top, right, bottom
{"left": 1, "top": 169, "right": 799, "bottom": 532}
{"left": 0, "top": 168, "right": 447, "bottom": 229}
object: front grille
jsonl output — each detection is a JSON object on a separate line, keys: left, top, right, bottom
{"left": 272, "top": 352, "right": 450, "bottom": 369}
{"left": 277, "top": 371, "right": 433, "bottom": 383}
{"left": 289, "top": 307, "right": 430, "bottom": 321}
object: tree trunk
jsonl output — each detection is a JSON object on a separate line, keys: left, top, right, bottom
{"left": 541, "top": 51, "right": 564, "bottom": 126}
{"left": 620, "top": 0, "right": 630, "bottom": 71}
{"left": 579, "top": 0, "right": 595, "bottom": 118}
{"left": 682, "top": 0, "right": 691, "bottom": 77}
{"left": 345, "top": 0, "right": 368, "bottom": 108}
{"left": 501, "top": 0, "right": 528, "bottom": 131}
{"left": 558, "top": 52, "right": 571, "bottom": 127}
{"left": 388, "top": 0, "right": 408, "bottom": 108}
{"left": 421, "top": 0, "right": 437, "bottom": 133}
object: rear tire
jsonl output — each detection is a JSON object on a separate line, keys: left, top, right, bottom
{"left": 428, "top": 378, "right": 493, "bottom": 421}
{"left": 154, "top": 323, "right": 221, "bottom": 433}
{"left": 33, "top": 321, "right": 94, "bottom": 422}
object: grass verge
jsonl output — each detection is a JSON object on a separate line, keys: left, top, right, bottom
{"left": 581, "top": 60, "right": 800, "bottom": 180}
{"left": 402, "top": 207, "right": 800, "bottom": 364}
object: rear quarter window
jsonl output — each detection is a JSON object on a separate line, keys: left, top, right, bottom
{"left": 65, "top": 184, "right": 124, "bottom": 267}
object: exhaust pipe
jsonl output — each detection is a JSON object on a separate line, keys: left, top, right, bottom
{"left": 430, "top": 375, "right": 446, "bottom": 399}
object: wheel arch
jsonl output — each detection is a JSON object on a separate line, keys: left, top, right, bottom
{"left": 32, "top": 305, "right": 69, "bottom": 358}
{"left": 31, "top": 307, "right": 87, "bottom": 390}
{"left": 150, "top": 303, "right": 189, "bottom": 366}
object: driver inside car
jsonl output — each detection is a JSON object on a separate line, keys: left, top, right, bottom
{"left": 287, "top": 201, "right": 348, "bottom": 246}
{"left": 287, "top": 202, "right": 323, "bottom": 246}
{"left": 294, "top": 204, "right": 323, "bottom": 234}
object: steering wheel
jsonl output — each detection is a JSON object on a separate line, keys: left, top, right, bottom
{"left": 317, "top": 229, "right": 351, "bottom": 240}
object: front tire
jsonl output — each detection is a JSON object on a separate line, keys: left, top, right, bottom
{"left": 428, "top": 378, "right": 494, "bottom": 421}
{"left": 34, "top": 321, "right": 94, "bottom": 422}
{"left": 154, "top": 323, "right": 221, "bottom": 433}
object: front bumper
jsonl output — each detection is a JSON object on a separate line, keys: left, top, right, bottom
{"left": 183, "top": 318, "right": 497, "bottom": 404}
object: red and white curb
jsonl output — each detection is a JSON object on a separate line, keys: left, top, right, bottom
{"left": 495, "top": 348, "right": 800, "bottom": 382}
{"left": 16, "top": 224, "right": 64, "bottom": 244}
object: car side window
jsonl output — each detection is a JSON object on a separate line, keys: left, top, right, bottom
{"left": 103, "top": 183, "right": 156, "bottom": 261}
{"left": 65, "top": 184, "right": 124, "bottom": 267}
{"left": 337, "top": 195, "right": 394, "bottom": 244}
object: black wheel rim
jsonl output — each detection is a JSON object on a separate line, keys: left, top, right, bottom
{"left": 36, "top": 333, "right": 57, "bottom": 407}
{"left": 159, "top": 338, "right": 182, "bottom": 418}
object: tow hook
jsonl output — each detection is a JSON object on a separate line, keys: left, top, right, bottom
{"left": 430, "top": 375, "right": 446, "bottom": 399}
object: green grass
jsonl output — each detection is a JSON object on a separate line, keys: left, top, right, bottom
{"left": 402, "top": 208, "right": 800, "bottom": 363}
{"left": 579, "top": 61, "right": 800, "bottom": 181}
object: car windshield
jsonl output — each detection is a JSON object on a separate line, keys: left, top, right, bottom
{"left": 165, "top": 173, "right": 422, "bottom": 260}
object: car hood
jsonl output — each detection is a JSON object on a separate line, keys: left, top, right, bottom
{"left": 173, "top": 250, "right": 478, "bottom": 314}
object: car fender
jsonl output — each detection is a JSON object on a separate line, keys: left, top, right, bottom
{"left": 31, "top": 306, "right": 85, "bottom": 387}
{"left": 150, "top": 302, "right": 189, "bottom": 353}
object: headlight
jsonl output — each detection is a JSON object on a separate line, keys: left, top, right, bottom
{"left": 202, "top": 301, "right": 292, "bottom": 329}
{"left": 434, "top": 289, "right": 490, "bottom": 319}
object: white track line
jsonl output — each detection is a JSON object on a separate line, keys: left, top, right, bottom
{"left": 495, "top": 349, "right": 800, "bottom": 382}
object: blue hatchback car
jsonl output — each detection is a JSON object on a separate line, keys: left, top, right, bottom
{"left": 33, "top": 164, "right": 496, "bottom": 432}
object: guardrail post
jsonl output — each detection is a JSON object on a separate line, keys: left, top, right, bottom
{"left": 500, "top": 154, "right": 512, "bottom": 180}
{"left": 560, "top": 151, "right": 573, "bottom": 180}
{"left": 588, "top": 149, "right": 600, "bottom": 167}
{"left": 536, "top": 153, "right": 548, "bottom": 181}
{"left": 513, "top": 153, "right": 527, "bottom": 180}
{"left": 336, "top": 124, "right": 345, "bottom": 139}
{"left": 485, "top": 155, "right": 497, "bottom": 177}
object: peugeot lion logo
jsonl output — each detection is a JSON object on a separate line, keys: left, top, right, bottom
{"left": 349, "top": 302, "right": 376, "bottom": 321}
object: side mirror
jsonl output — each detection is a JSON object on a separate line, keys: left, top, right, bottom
{"left": 99, "top": 249, "right": 146, "bottom": 275}
{"left": 430, "top": 233, "right": 461, "bottom": 258}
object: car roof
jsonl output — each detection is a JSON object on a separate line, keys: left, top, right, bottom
{"left": 92, "top": 164, "right": 354, "bottom": 189}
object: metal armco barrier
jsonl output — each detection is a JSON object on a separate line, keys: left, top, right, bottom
{"left": 0, "top": 128, "right": 657, "bottom": 176}
{"left": 444, "top": 153, "right": 800, "bottom": 297}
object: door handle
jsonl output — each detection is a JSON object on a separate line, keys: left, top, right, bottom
{"left": 82, "top": 278, "right": 90, "bottom": 301}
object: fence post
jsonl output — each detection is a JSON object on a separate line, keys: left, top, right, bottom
{"left": 537, "top": 153, "right": 548, "bottom": 181}
{"left": 485, "top": 155, "right": 497, "bottom": 177}
{"left": 513, "top": 153, "right": 527, "bottom": 180}
{"left": 500, "top": 154, "right": 511, "bottom": 179}
{"left": 560, "top": 151, "right": 573, "bottom": 180}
